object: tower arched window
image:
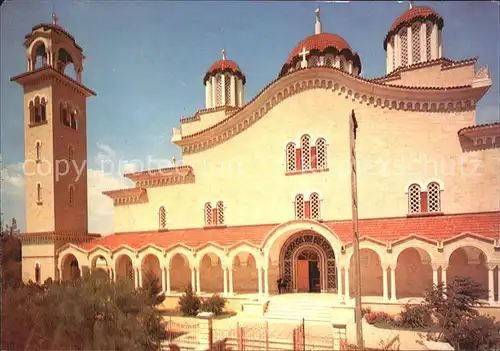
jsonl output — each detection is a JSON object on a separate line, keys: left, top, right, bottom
{"left": 425, "top": 22, "right": 432, "bottom": 60}
{"left": 325, "top": 55, "right": 333, "bottom": 67}
{"left": 390, "top": 36, "right": 395, "bottom": 70}
{"left": 36, "top": 141, "right": 42, "bottom": 162}
{"left": 315, "top": 138, "right": 327, "bottom": 169}
{"left": 29, "top": 101, "right": 35, "bottom": 124}
{"left": 216, "top": 201, "right": 225, "bottom": 225}
{"left": 309, "top": 56, "right": 319, "bottom": 67}
{"left": 295, "top": 194, "right": 305, "bottom": 220}
{"left": 61, "top": 104, "right": 70, "bottom": 127}
{"left": 215, "top": 75, "right": 222, "bottom": 106}
{"left": 204, "top": 202, "right": 213, "bottom": 226}
{"left": 35, "top": 263, "right": 41, "bottom": 284}
{"left": 427, "top": 182, "right": 441, "bottom": 212}
{"left": 68, "top": 146, "right": 75, "bottom": 161}
{"left": 310, "top": 192, "right": 321, "bottom": 220}
{"left": 408, "top": 184, "right": 421, "bottom": 214}
{"left": 224, "top": 74, "right": 231, "bottom": 105}
{"left": 70, "top": 112, "right": 78, "bottom": 130}
{"left": 400, "top": 28, "right": 408, "bottom": 66}
{"left": 69, "top": 185, "right": 75, "bottom": 205}
{"left": 34, "top": 97, "right": 41, "bottom": 123}
{"left": 411, "top": 22, "right": 421, "bottom": 64}
{"left": 36, "top": 183, "right": 42, "bottom": 204}
{"left": 286, "top": 142, "right": 297, "bottom": 172}
{"left": 300, "top": 135, "right": 311, "bottom": 171}
{"left": 339, "top": 59, "right": 345, "bottom": 71}
{"left": 159, "top": 206, "right": 167, "bottom": 229}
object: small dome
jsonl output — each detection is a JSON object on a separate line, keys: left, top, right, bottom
{"left": 204, "top": 59, "right": 245, "bottom": 84}
{"left": 384, "top": 6, "right": 443, "bottom": 49}
{"left": 287, "top": 33, "right": 352, "bottom": 63}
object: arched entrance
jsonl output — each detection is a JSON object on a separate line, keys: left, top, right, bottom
{"left": 280, "top": 231, "right": 336, "bottom": 293}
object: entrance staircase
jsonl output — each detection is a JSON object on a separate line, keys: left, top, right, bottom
{"left": 263, "top": 293, "right": 338, "bottom": 323}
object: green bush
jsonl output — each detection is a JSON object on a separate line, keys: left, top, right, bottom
{"left": 398, "top": 303, "right": 432, "bottom": 329}
{"left": 444, "top": 315, "right": 500, "bottom": 351}
{"left": 200, "top": 294, "right": 226, "bottom": 315}
{"left": 178, "top": 285, "right": 200, "bottom": 316}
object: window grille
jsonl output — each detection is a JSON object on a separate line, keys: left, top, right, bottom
{"left": 316, "top": 138, "right": 327, "bottom": 169}
{"left": 390, "top": 37, "right": 395, "bottom": 69}
{"left": 412, "top": 23, "right": 421, "bottom": 63}
{"left": 400, "top": 28, "right": 408, "bottom": 66}
{"left": 204, "top": 202, "right": 213, "bottom": 226}
{"left": 408, "top": 184, "right": 421, "bottom": 214}
{"left": 215, "top": 75, "right": 222, "bottom": 106}
{"left": 159, "top": 206, "right": 167, "bottom": 229}
{"left": 225, "top": 74, "right": 231, "bottom": 105}
{"left": 295, "top": 194, "right": 305, "bottom": 220}
{"left": 325, "top": 55, "right": 333, "bottom": 67}
{"left": 427, "top": 182, "right": 441, "bottom": 212}
{"left": 426, "top": 22, "right": 432, "bottom": 60}
{"left": 286, "top": 142, "right": 296, "bottom": 172}
{"left": 300, "top": 135, "right": 311, "bottom": 171}
{"left": 217, "top": 201, "right": 224, "bottom": 225}
{"left": 310, "top": 193, "right": 321, "bottom": 220}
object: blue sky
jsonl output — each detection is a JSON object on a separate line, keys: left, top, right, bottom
{"left": 1, "top": 0, "right": 499, "bottom": 233}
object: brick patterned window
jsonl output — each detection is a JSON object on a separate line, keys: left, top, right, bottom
{"left": 310, "top": 192, "right": 321, "bottom": 220}
{"left": 295, "top": 194, "right": 305, "bottom": 220}
{"left": 300, "top": 135, "right": 311, "bottom": 171}
{"left": 426, "top": 22, "right": 432, "bottom": 60}
{"left": 427, "top": 182, "right": 441, "bottom": 212}
{"left": 286, "top": 142, "right": 296, "bottom": 172}
{"left": 412, "top": 23, "right": 421, "bottom": 64}
{"left": 325, "top": 55, "right": 333, "bottom": 67}
{"left": 69, "top": 146, "right": 74, "bottom": 161}
{"left": 215, "top": 75, "right": 222, "bottom": 106}
{"left": 69, "top": 185, "right": 75, "bottom": 205}
{"left": 225, "top": 74, "right": 231, "bottom": 105}
{"left": 408, "top": 184, "right": 421, "bottom": 214}
{"left": 35, "top": 263, "right": 41, "bottom": 284}
{"left": 159, "top": 206, "right": 167, "bottom": 229}
{"left": 400, "top": 28, "right": 408, "bottom": 66}
{"left": 216, "top": 201, "right": 225, "bottom": 225}
{"left": 204, "top": 202, "right": 213, "bottom": 226}
{"left": 315, "top": 138, "right": 327, "bottom": 169}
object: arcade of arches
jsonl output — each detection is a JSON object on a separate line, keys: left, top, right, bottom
{"left": 57, "top": 229, "right": 500, "bottom": 305}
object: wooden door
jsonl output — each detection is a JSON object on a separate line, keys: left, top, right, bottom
{"left": 297, "top": 260, "right": 309, "bottom": 292}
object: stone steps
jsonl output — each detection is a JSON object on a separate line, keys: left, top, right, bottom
{"left": 264, "top": 298, "right": 333, "bottom": 322}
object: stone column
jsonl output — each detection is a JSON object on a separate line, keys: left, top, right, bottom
{"left": 441, "top": 266, "right": 447, "bottom": 287}
{"left": 390, "top": 265, "right": 397, "bottom": 301}
{"left": 191, "top": 267, "right": 196, "bottom": 291}
{"left": 382, "top": 266, "right": 389, "bottom": 301}
{"left": 258, "top": 267, "right": 263, "bottom": 295}
{"left": 264, "top": 268, "right": 269, "bottom": 296}
{"left": 497, "top": 268, "right": 500, "bottom": 305}
{"left": 161, "top": 267, "right": 166, "bottom": 293}
{"left": 387, "top": 42, "right": 393, "bottom": 74}
{"left": 197, "top": 312, "right": 214, "bottom": 351}
{"left": 407, "top": 26, "right": 413, "bottom": 66}
{"left": 488, "top": 265, "right": 495, "bottom": 304}
{"left": 134, "top": 268, "right": 139, "bottom": 289}
{"left": 229, "top": 268, "right": 234, "bottom": 296}
{"left": 337, "top": 267, "right": 343, "bottom": 299}
{"left": 432, "top": 264, "right": 439, "bottom": 286}
{"left": 138, "top": 268, "right": 143, "bottom": 288}
{"left": 345, "top": 267, "right": 350, "bottom": 299}
{"left": 438, "top": 29, "right": 442, "bottom": 58}
{"left": 108, "top": 268, "right": 113, "bottom": 282}
{"left": 223, "top": 268, "right": 228, "bottom": 295}
{"left": 230, "top": 75, "right": 236, "bottom": 106}
{"left": 211, "top": 76, "right": 216, "bottom": 107}
{"left": 431, "top": 23, "right": 438, "bottom": 59}
{"left": 196, "top": 268, "right": 201, "bottom": 294}
{"left": 166, "top": 265, "right": 171, "bottom": 295}
{"left": 394, "top": 33, "right": 400, "bottom": 69}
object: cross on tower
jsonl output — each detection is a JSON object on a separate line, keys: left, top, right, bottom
{"left": 221, "top": 48, "right": 226, "bottom": 60}
{"left": 299, "top": 47, "right": 310, "bottom": 68}
{"left": 52, "top": 12, "right": 58, "bottom": 25}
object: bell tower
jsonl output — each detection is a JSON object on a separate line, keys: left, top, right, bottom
{"left": 11, "top": 14, "right": 99, "bottom": 283}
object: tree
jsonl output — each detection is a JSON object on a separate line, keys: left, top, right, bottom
{"left": 424, "top": 276, "right": 500, "bottom": 350}
{"left": 1, "top": 216, "right": 22, "bottom": 288}
{"left": 1, "top": 272, "right": 167, "bottom": 350}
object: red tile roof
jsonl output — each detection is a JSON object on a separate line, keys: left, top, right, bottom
{"left": 204, "top": 60, "right": 246, "bottom": 84}
{"left": 458, "top": 122, "right": 500, "bottom": 136}
{"left": 287, "top": 33, "right": 351, "bottom": 63}
{"left": 79, "top": 212, "right": 499, "bottom": 252}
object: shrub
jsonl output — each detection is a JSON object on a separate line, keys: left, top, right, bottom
{"left": 365, "top": 311, "right": 395, "bottom": 325}
{"left": 200, "top": 294, "right": 227, "bottom": 315}
{"left": 178, "top": 285, "right": 200, "bottom": 316}
{"left": 398, "top": 303, "right": 432, "bottom": 329}
{"left": 443, "top": 315, "right": 500, "bottom": 351}
{"left": 361, "top": 306, "right": 372, "bottom": 317}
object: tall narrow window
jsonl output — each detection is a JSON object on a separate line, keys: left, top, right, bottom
{"left": 412, "top": 23, "right": 421, "bottom": 64}
{"left": 36, "top": 141, "right": 41, "bottom": 162}
{"left": 61, "top": 105, "right": 69, "bottom": 127}
{"left": 225, "top": 75, "right": 231, "bottom": 105}
{"left": 315, "top": 138, "right": 327, "bottom": 169}
{"left": 286, "top": 142, "right": 296, "bottom": 172}
{"left": 34, "top": 97, "right": 41, "bottom": 123}
{"left": 339, "top": 59, "right": 345, "bottom": 71}
{"left": 37, "top": 183, "right": 42, "bottom": 204}
{"left": 400, "top": 28, "right": 408, "bottom": 66}
{"left": 41, "top": 98, "right": 47, "bottom": 122}
{"left": 295, "top": 194, "right": 305, "bottom": 220}
{"left": 35, "top": 263, "right": 41, "bottom": 284}
{"left": 29, "top": 101, "right": 35, "bottom": 124}
{"left": 310, "top": 193, "right": 321, "bottom": 220}
{"left": 204, "top": 202, "right": 213, "bottom": 226}
{"left": 300, "top": 135, "right": 311, "bottom": 171}
{"left": 69, "top": 185, "right": 75, "bottom": 205}
{"left": 68, "top": 146, "right": 75, "bottom": 161}
{"left": 216, "top": 201, "right": 225, "bottom": 225}
{"left": 390, "top": 36, "right": 395, "bottom": 70}
{"left": 70, "top": 112, "right": 77, "bottom": 130}
{"left": 159, "top": 206, "right": 167, "bottom": 229}
{"left": 408, "top": 184, "right": 421, "bottom": 214}
{"left": 427, "top": 182, "right": 441, "bottom": 212}
{"left": 215, "top": 75, "right": 222, "bottom": 106}
{"left": 426, "top": 22, "right": 432, "bottom": 60}
{"left": 325, "top": 55, "right": 333, "bottom": 67}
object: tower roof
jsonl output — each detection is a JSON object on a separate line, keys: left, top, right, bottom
{"left": 203, "top": 49, "right": 245, "bottom": 84}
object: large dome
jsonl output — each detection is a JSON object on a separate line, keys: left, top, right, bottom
{"left": 286, "top": 33, "right": 352, "bottom": 63}
{"left": 384, "top": 6, "right": 443, "bottom": 49}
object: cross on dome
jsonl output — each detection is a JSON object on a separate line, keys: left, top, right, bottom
{"left": 299, "top": 47, "right": 310, "bottom": 68}
{"left": 52, "top": 12, "right": 58, "bottom": 25}
{"left": 222, "top": 48, "right": 226, "bottom": 61}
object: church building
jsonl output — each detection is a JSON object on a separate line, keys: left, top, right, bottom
{"left": 12, "top": 5, "right": 500, "bottom": 314}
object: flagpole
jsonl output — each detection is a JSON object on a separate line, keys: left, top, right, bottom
{"left": 349, "top": 109, "right": 364, "bottom": 349}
